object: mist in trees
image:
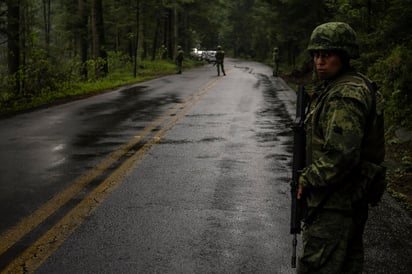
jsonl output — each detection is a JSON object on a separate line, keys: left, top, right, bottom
{"left": 0, "top": 0, "right": 411, "bottom": 127}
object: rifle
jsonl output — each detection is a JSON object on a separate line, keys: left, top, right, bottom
{"left": 290, "top": 85, "right": 308, "bottom": 268}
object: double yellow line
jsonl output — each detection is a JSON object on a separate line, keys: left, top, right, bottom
{"left": 0, "top": 78, "right": 219, "bottom": 273}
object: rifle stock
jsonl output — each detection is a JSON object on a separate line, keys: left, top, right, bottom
{"left": 290, "top": 85, "right": 308, "bottom": 268}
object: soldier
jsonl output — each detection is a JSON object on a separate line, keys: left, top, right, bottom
{"left": 215, "top": 45, "right": 226, "bottom": 76}
{"left": 175, "top": 45, "right": 184, "bottom": 74}
{"left": 272, "top": 47, "right": 280, "bottom": 76}
{"left": 297, "top": 22, "right": 385, "bottom": 273}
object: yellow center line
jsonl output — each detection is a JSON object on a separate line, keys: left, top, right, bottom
{"left": 3, "top": 78, "right": 218, "bottom": 273}
{"left": 0, "top": 78, "right": 218, "bottom": 261}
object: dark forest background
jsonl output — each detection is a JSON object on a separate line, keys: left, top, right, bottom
{"left": 0, "top": 0, "right": 411, "bottom": 129}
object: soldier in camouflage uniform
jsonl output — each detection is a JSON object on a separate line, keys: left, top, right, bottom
{"left": 215, "top": 45, "right": 226, "bottom": 76}
{"left": 297, "top": 22, "right": 386, "bottom": 274}
{"left": 272, "top": 47, "right": 280, "bottom": 77}
{"left": 175, "top": 45, "right": 184, "bottom": 74}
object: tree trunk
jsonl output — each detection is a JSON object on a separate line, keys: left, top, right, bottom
{"left": 133, "top": 0, "right": 141, "bottom": 77}
{"left": 42, "top": 0, "right": 51, "bottom": 54}
{"left": 91, "top": 0, "right": 108, "bottom": 78}
{"left": 367, "top": 0, "right": 372, "bottom": 33}
{"left": 7, "top": 0, "right": 20, "bottom": 93}
{"left": 164, "top": 8, "right": 172, "bottom": 60}
{"left": 173, "top": 5, "right": 178, "bottom": 57}
{"left": 151, "top": 16, "right": 161, "bottom": 61}
{"left": 137, "top": 0, "right": 144, "bottom": 60}
{"left": 78, "top": 0, "right": 88, "bottom": 79}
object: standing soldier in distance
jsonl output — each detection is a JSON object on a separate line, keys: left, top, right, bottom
{"left": 297, "top": 22, "right": 386, "bottom": 274}
{"left": 175, "top": 45, "right": 184, "bottom": 74}
{"left": 215, "top": 45, "right": 226, "bottom": 76}
{"left": 272, "top": 47, "right": 280, "bottom": 76}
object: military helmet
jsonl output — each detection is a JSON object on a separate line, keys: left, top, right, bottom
{"left": 307, "top": 22, "right": 359, "bottom": 59}
{"left": 217, "top": 45, "right": 222, "bottom": 50}
{"left": 177, "top": 45, "right": 182, "bottom": 50}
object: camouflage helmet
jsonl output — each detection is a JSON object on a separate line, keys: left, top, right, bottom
{"left": 217, "top": 45, "right": 222, "bottom": 50}
{"left": 307, "top": 22, "right": 359, "bottom": 59}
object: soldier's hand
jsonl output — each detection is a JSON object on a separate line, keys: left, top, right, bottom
{"left": 297, "top": 184, "right": 303, "bottom": 200}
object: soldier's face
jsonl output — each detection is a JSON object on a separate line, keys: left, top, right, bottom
{"left": 312, "top": 51, "right": 343, "bottom": 80}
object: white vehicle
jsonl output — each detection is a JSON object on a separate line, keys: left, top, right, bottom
{"left": 202, "top": 50, "right": 216, "bottom": 63}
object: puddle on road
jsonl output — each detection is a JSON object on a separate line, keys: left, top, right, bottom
{"left": 200, "top": 137, "right": 226, "bottom": 143}
{"left": 38, "top": 85, "right": 187, "bottom": 190}
{"left": 71, "top": 85, "right": 182, "bottom": 148}
{"left": 254, "top": 73, "right": 294, "bottom": 178}
{"left": 159, "top": 137, "right": 225, "bottom": 145}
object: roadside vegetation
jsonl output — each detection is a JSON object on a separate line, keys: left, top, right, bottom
{"left": 0, "top": 0, "right": 411, "bottom": 212}
{"left": 0, "top": 55, "right": 201, "bottom": 116}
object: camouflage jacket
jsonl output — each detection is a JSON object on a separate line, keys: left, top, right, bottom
{"left": 300, "top": 70, "right": 385, "bottom": 210}
{"left": 215, "top": 50, "right": 225, "bottom": 63}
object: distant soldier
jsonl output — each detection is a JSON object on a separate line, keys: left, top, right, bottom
{"left": 272, "top": 47, "right": 280, "bottom": 76}
{"left": 215, "top": 45, "right": 226, "bottom": 76}
{"left": 175, "top": 45, "right": 184, "bottom": 74}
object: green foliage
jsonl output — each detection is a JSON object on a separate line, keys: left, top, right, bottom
{"left": 22, "top": 49, "right": 60, "bottom": 95}
{"left": 0, "top": 57, "right": 198, "bottom": 116}
{"left": 84, "top": 58, "right": 108, "bottom": 81}
{"left": 107, "top": 51, "right": 133, "bottom": 73}
{"left": 369, "top": 45, "right": 412, "bottom": 128}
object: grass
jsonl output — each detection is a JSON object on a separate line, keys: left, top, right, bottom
{"left": 0, "top": 59, "right": 201, "bottom": 117}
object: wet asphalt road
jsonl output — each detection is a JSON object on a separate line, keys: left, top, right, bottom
{"left": 0, "top": 59, "right": 411, "bottom": 273}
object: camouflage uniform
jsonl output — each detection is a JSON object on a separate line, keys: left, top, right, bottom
{"left": 215, "top": 46, "right": 226, "bottom": 76}
{"left": 176, "top": 46, "right": 184, "bottom": 74}
{"left": 272, "top": 47, "right": 280, "bottom": 77}
{"left": 297, "top": 22, "right": 385, "bottom": 274}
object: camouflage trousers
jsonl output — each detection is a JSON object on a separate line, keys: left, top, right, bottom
{"left": 297, "top": 204, "right": 368, "bottom": 274}
{"left": 273, "top": 61, "right": 279, "bottom": 76}
{"left": 217, "top": 62, "right": 225, "bottom": 76}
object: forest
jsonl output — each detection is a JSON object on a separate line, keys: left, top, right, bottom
{"left": 0, "top": 0, "right": 411, "bottom": 127}
{"left": 0, "top": 2, "right": 411, "bottom": 143}
{"left": 0, "top": 0, "right": 411, "bottom": 208}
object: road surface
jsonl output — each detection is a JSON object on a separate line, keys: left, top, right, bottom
{"left": 0, "top": 59, "right": 411, "bottom": 273}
